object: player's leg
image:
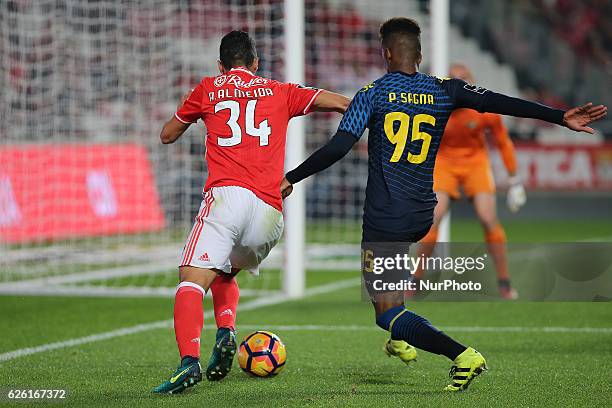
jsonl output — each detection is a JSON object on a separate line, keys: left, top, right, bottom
{"left": 232, "top": 187, "right": 284, "bottom": 278}
{"left": 394, "top": 194, "right": 449, "bottom": 359}
{"left": 371, "top": 292, "right": 486, "bottom": 391}
{"left": 464, "top": 161, "right": 516, "bottom": 299}
{"left": 375, "top": 291, "right": 417, "bottom": 364}
{"left": 373, "top": 291, "right": 465, "bottom": 361}
{"left": 175, "top": 265, "right": 221, "bottom": 362}
{"left": 363, "top": 230, "right": 486, "bottom": 391}
{"left": 152, "top": 265, "right": 219, "bottom": 394}
{"left": 410, "top": 191, "right": 451, "bottom": 282}
{"left": 411, "top": 158, "right": 460, "bottom": 285}
{"left": 206, "top": 268, "right": 240, "bottom": 381}
{"left": 206, "top": 186, "right": 283, "bottom": 381}
{"left": 210, "top": 268, "right": 240, "bottom": 331}
{"left": 154, "top": 189, "right": 238, "bottom": 393}
{"left": 472, "top": 192, "right": 517, "bottom": 299}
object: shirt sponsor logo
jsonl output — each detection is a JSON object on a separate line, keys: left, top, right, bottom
{"left": 214, "top": 74, "right": 269, "bottom": 88}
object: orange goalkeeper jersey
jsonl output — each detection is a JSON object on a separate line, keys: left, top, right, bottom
{"left": 438, "top": 108, "right": 517, "bottom": 173}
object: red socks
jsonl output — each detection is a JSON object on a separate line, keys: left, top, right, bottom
{"left": 210, "top": 274, "right": 239, "bottom": 330}
{"left": 174, "top": 282, "right": 205, "bottom": 359}
{"left": 173, "top": 275, "right": 238, "bottom": 359}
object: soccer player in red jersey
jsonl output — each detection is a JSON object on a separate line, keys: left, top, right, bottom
{"left": 153, "top": 31, "right": 350, "bottom": 394}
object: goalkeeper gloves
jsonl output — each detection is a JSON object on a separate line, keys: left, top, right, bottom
{"left": 506, "top": 175, "right": 526, "bottom": 213}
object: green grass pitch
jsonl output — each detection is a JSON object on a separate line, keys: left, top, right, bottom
{"left": 1, "top": 273, "right": 611, "bottom": 407}
{"left": 1, "top": 218, "right": 610, "bottom": 407}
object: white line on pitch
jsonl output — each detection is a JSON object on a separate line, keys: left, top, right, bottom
{"left": 0, "top": 278, "right": 361, "bottom": 363}
{"left": 1, "top": 320, "right": 609, "bottom": 363}
{"left": 2, "top": 276, "right": 610, "bottom": 363}
{"left": 238, "top": 325, "right": 612, "bottom": 334}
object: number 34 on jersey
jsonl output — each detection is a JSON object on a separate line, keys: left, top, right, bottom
{"left": 214, "top": 99, "right": 271, "bottom": 147}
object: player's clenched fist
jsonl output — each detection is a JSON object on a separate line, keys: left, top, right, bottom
{"left": 280, "top": 177, "right": 293, "bottom": 199}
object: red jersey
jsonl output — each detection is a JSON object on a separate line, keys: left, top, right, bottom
{"left": 175, "top": 67, "right": 321, "bottom": 210}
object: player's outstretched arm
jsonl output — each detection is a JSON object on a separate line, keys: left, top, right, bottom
{"left": 160, "top": 116, "right": 190, "bottom": 144}
{"left": 445, "top": 79, "right": 608, "bottom": 133}
{"left": 310, "top": 90, "right": 351, "bottom": 114}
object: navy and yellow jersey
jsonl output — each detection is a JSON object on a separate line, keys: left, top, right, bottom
{"left": 338, "top": 72, "right": 451, "bottom": 237}
{"left": 336, "top": 71, "right": 565, "bottom": 239}
{"left": 284, "top": 70, "right": 565, "bottom": 241}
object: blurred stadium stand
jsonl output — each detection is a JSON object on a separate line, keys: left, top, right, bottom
{"left": 449, "top": 0, "right": 612, "bottom": 139}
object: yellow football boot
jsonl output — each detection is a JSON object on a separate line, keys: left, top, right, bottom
{"left": 383, "top": 339, "right": 417, "bottom": 365}
{"left": 444, "top": 347, "right": 487, "bottom": 392}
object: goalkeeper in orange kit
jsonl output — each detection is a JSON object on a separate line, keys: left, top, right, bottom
{"left": 411, "top": 63, "right": 525, "bottom": 299}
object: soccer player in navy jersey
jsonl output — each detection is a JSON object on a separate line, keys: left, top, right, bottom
{"left": 281, "top": 18, "right": 606, "bottom": 391}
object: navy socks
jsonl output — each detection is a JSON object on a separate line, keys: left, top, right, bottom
{"left": 376, "top": 306, "right": 466, "bottom": 360}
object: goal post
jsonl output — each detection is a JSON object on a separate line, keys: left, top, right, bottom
{"left": 430, "top": 0, "right": 451, "bottom": 244}
{"left": 283, "top": 0, "right": 306, "bottom": 298}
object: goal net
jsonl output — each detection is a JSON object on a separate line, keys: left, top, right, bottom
{"left": 0, "top": 0, "right": 436, "bottom": 297}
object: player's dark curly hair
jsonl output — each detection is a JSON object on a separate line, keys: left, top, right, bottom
{"left": 219, "top": 30, "right": 258, "bottom": 70}
{"left": 379, "top": 17, "right": 421, "bottom": 59}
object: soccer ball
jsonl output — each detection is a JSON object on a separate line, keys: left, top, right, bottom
{"left": 237, "top": 331, "right": 286, "bottom": 377}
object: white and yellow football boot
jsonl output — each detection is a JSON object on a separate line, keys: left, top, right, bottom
{"left": 444, "top": 347, "right": 487, "bottom": 392}
{"left": 383, "top": 339, "right": 417, "bottom": 365}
